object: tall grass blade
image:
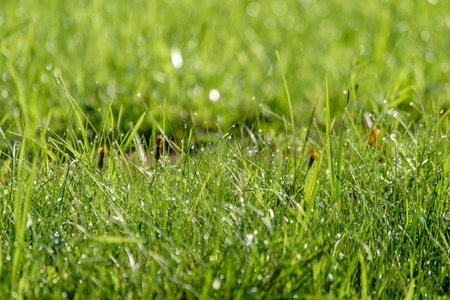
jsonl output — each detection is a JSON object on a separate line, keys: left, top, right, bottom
{"left": 336, "top": 90, "right": 350, "bottom": 203}
{"left": 121, "top": 112, "right": 146, "bottom": 150}
{"left": 302, "top": 149, "right": 323, "bottom": 209}
{"left": 276, "top": 51, "right": 297, "bottom": 188}
{"left": 405, "top": 279, "right": 415, "bottom": 300}
{"left": 325, "top": 75, "right": 335, "bottom": 203}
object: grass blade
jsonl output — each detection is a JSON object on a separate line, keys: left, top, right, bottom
{"left": 276, "top": 51, "right": 297, "bottom": 189}
{"left": 325, "top": 75, "right": 335, "bottom": 202}
{"left": 336, "top": 90, "right": 350, "bottom": 203}
{"left": 302, "top": 148, "right": 323, "bottom": 208}
{"left": 121, "top": 112, "right": 146, "bottom": 150}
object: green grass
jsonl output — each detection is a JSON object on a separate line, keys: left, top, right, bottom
{"left": 1, "top": 0, "right": 449, "bottom": 135}
{"left": 1, "top": 0, "right": 450, "bottom": 298}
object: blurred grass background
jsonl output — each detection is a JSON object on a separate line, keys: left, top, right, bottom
{"left": 0, "top": 0, "right": 449, "bottom": 138}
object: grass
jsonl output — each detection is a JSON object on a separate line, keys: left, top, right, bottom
{"left": 0, "top": 77, "right": 449, "bottom": 298}
{"left": 1, "top": 0, "right": 449, "bottom": 135}
{"left": 1, "top": 0, "right": 450, "bottom": 298}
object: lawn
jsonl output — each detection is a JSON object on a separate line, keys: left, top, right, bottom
{"left": 0, "top": 0, "right": 449, "bottom": 298}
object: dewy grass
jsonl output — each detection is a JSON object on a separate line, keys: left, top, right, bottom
{"left": 0, "top": 0, "right": 449, "bottom": 298}
{"left": 0, "top": 86, "right": 449, "bottom": 298}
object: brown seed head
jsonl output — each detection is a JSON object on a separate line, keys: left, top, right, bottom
{"left": 156, "top": 135, "right": 164, "bottom": 148}
{"left": 308, "top": 151, "right": 320, "bottom": 166}
{"left": 369, "top": 128, "right": 380, "bottom": 147}
{"left": 155, "top": 135, "right": 164, "bottom": 161}
{"left": 98, "top": 146, "right": 107, "bottom": 157}
{"left": 98, "top": 146, "right": 106, "bottom": 169}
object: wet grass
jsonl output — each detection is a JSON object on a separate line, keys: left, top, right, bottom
{"left": 0, "top": 78, "right": 449, "bottom": 298}
{"left": 1, "top": 0, "right": 450, "bottom": 298}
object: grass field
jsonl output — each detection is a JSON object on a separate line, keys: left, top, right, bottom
{"left": 1, "top": 0, "right": 450, "bottom": 298}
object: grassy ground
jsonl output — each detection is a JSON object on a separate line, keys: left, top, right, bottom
{"left": 1, "top": 0, "right": 450, "bottom": 299}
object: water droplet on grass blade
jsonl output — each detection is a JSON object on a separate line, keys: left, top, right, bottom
{"left": 213, "top": 278, "right": 221, "bottom": 290}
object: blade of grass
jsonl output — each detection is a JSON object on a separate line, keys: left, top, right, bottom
{"left": 336, "top": 90, "right": 350, "bottom": 203}
{"left": 325, "top": 75, "right": 335, "bottom": 204}
{"left": 276, "top": 51, "right": 297, "bottom": 190}
{"left": 359, "top": 252, "right": 368, "bottom": 300}
{"left": 405, "top": 279, "right": 415, "bottom": 300}
{"left": 302, "top": 148, "right": 323, "bottom": 209}
{"left": 121, "top": 112, "right": 146, "bottom": 150}
{"left": 12, "top": 132, "right": 38, "bottom": 286}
